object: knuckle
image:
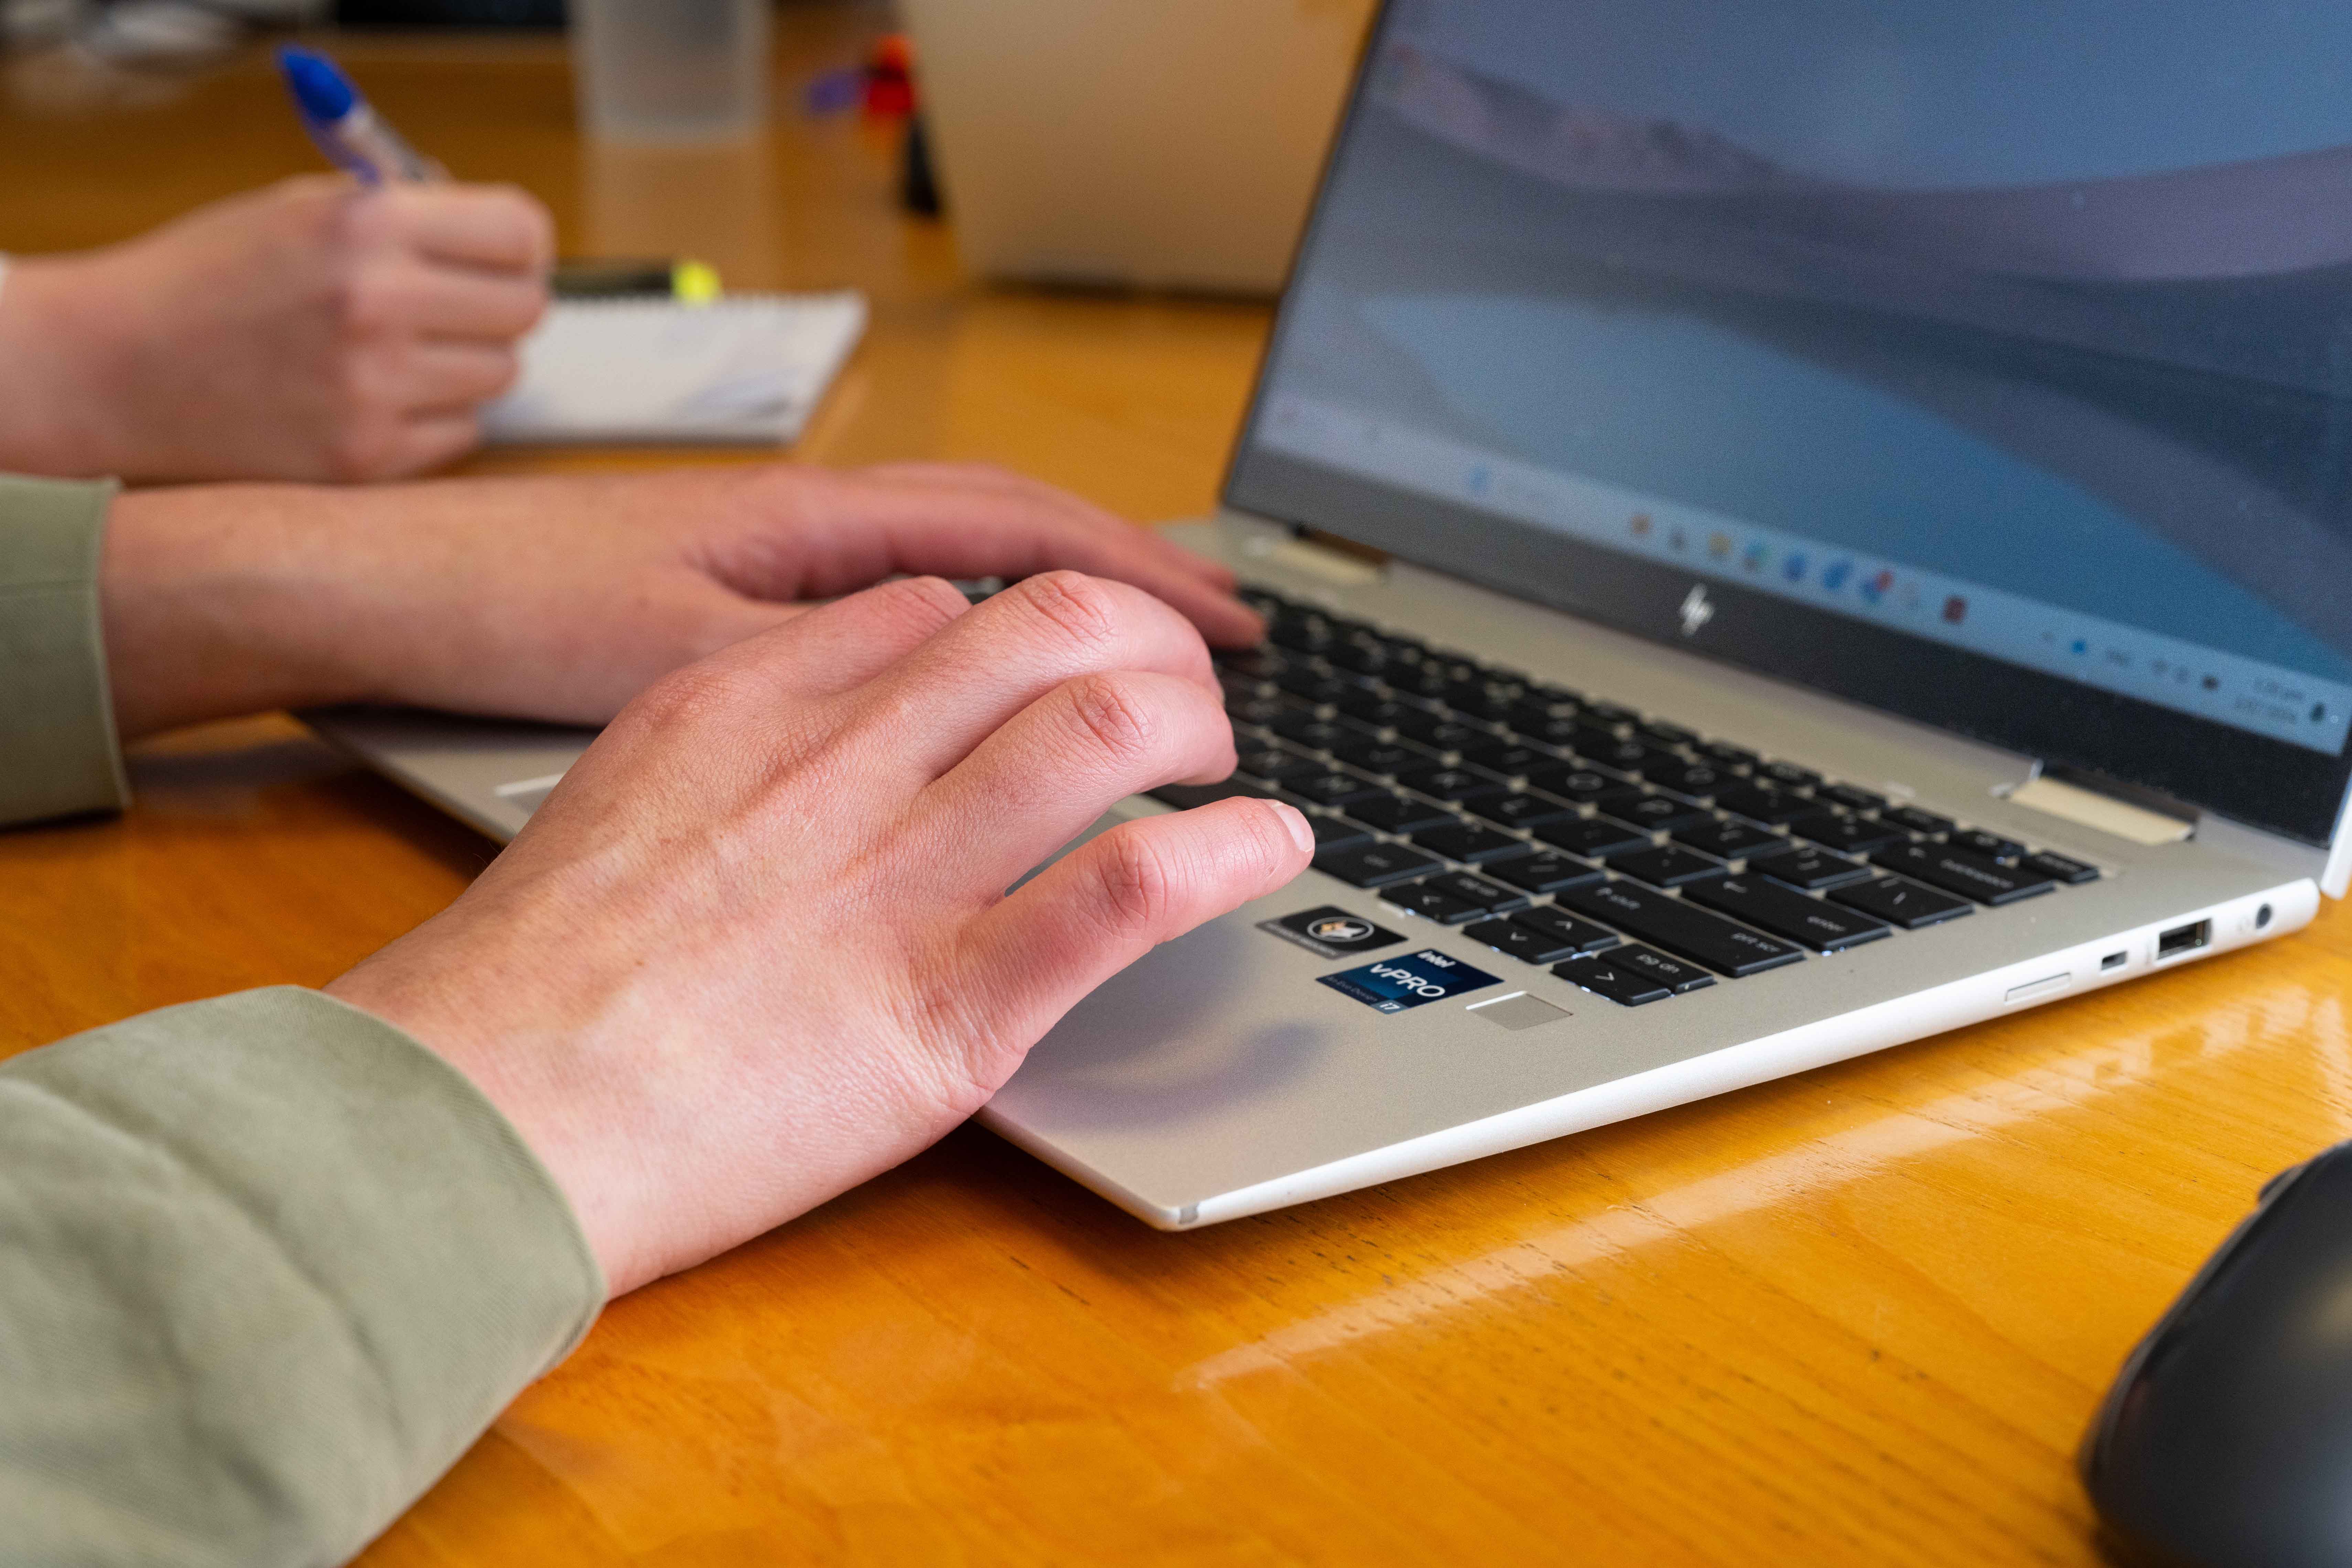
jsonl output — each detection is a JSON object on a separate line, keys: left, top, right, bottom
{"left": 1089, "top": 825, "right": 1177, "bottom": 935}
{"left": 629, "top": 660, "right": 748, "bottom": 734}
{"left": 1061, "top": 671, "right": 1162, "bottom": 768}
{"left": 1010, "top": 569, "right": 1125, "bottom": 657}
{"left": 878, "top": 574, "right": 969, "bottom": 634}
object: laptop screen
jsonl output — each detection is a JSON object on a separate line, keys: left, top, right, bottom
{"left": 1227, "top": 0, "right": 2352, "bottom": 846}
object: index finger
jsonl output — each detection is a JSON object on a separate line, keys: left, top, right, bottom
{"left": 376, "top": 183, "right": 555, "bottom": 274}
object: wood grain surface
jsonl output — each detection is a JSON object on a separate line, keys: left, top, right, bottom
{"left": 6, "top": 7, "right": 2347, "bottom": 1563}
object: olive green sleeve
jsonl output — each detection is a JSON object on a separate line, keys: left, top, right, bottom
{"left": 0, "top": 986, "right": 605, "bottom": 1567}
{"left": 0, "top": 472, "right": 128, "bottom": 825}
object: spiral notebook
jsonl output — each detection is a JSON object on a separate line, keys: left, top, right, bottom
{"left": 480, "top": 291, "right": 867, "bottom": 445}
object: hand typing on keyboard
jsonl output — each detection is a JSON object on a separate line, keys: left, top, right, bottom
{"left": 323, "top": 571, "right": 1313, "bottom": 1295}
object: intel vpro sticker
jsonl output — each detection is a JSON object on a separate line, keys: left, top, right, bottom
{"left": 1261, "top": 906, "right": 1406, "bottom": 959}
{"left": 1320, "top": 949, "right": 1501, "bottom": 1013}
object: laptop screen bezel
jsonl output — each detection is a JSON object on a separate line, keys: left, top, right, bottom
{"left": 1220, "top": 0, "right": 2352, "bottom": 850}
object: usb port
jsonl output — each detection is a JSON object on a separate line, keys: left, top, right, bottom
{"left": 2100, "top": 952, "right": 2127, "bottom": 971}
{"left": 2157, "top": 920, "right": 2212, "bottom": 961}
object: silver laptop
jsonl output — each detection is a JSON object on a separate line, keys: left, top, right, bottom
{"left": 896, "top": 0, "right": 1374, "bottom": 294}
{"left": 313, "top": 0, "right": 2352, "bottom": 1230}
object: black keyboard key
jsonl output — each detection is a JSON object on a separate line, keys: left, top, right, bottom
{"left": 1948, "top": 829, "right": 2026, "bottom": 862}
{"left": 1698, "top": 739, "right": 1759, "bottom": 769}
{"left": 1270, "top": 712, "right": 1351, "bottom": 749}
{"left": 1330, "top": 686, "right": 1404, "bottom": 724}
{"left": 1326, "top": 733, "right": 1431, "bottom": 775}
{"left": 1514, "top": 907, "right": 1627, "bottom": 959}
{"left": 1424, "top": 720, "right": 1495, "bottom": 754}
{"left": 1485, "top": 850, "right": 1605, "bottom": 894}
{"left": 1787, "top": 811, "right": 1910, "bottom": 855}
{"left": 1580, "top": 701, "right": 1639, "bottom": 727}
{"left": 1683, "top": 877, "right": 1891, "bottom": 952}
{"left": 1274, "top": 667, "right": 1354, "bottom": 705}
{"left": 1236, "top": 747, "right": 1320, "bottom": 786}
{"left": 1674, "top": 818, "right": 1783, "bottom": 860}
{"left": 1412, "top": 820, "right": 1528, "bottom": 863}
{"left": 1522, "top": 764, "right": 1618, "bottom": 802}
{"left": 1558, "top": 881, "right": 1805, "bottom": 976}
{"left": 1756, "top": 760, "right": 1822, "bottom": 790}
{"left": 1147, "top": 778, "right": 1276, "bottom": 811}
{"left": 1829, "top": 875, "right": 1974, "bottom": 929}
{"left": 1509, "top": 711, "right": 1589, "bottom": 751}
{"left": 1324, "top": 636, "right": 1391, "bottom": 676}
{"left": 1398, "top": 765, "right": 1509, "bottom": 803}
{"left": 1442, "top": 683, "right": 1514, "bottom": 721}
{"left": 1343, "top": 793, "right": 1456, "bottom": 835}
{"left": 2023, "top": 850, "right": 2101, "bottom": 885}
{"left": 1553, "top": 953, "right": 1671, "bottom": 1006}
{"left": 1308, "top": 814, "right": 1373, "bottom": 850}
{"left": 1638, "top": 720, "right": 1699, "bottom": 747}
{"left": 1378, "top": 704, "right": 1454, "bottom": 744}
{"left": 1386, "top": 666, "right": 1453, "bottom": 702}
{"left": 1714, "top": 784, "right": 1814, "bottom": 826}
{"left": 1227, "top": 695, "right": 1292, "bottom": 728}
{"left": 1611, "top": 943, "right": 1719, "bottom": 994}
{"left": 1468, "top": 917, "right": 1584, "bottom": 965}
{"left": 1469, "top": 792, "right": 1580, "bottom": 831}
{"left": 1818, "top": 783, "right": 1886, "bottom": 812}
{"left": 1579, "top": 737, "right": 1669, "bottom": 775}
{"left": 1748, "top": 844, "right": 1870, "bottom": 890}
{"left": 1871, "top": 842, "right": 2055, "bottom": 905}
{"left": 1422, "top": 871, "right": 1528, "bottom": 912}
{"left": 1287, "top": 770, "right": 1390, "bottom": 810}
{"left": 1881, "top": 805, "right": 1955, "bottom": 836}
{"left": 1520, "top": 700, "right": 1581, "bottom": 731}
{"left": 1534, "top": 816, "right": 1651, "bottom": 858}
{"left": 1212, "top": 647, "right": 1282, "bottom": 679}
{"left": 1643, "top": 759, "right": 1729, "bottom": 800}
{"left": 1512, "top": 904, "right": 1622, "bottom": 955}
{"left": 1595, "top": 789, "right": 1712, "bottom": 833}
{"left": 1456, "top": 738, "right": 1558, "bottom": 776}
{"left": 1611, "top": 844, "right": 1728, "bottom": 888}
{"left": 1313, "top": 841, "right": 1442, "bottom": 888}
{"left": 1267, "top": 610, "right": 1336, "bottom": 654}
{"left": 1380, "top": 883, "right": 1487, "bottom": 924}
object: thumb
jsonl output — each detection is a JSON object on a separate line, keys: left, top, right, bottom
{"left": 950, "top": 797, "right": 1314, "bottom": 1085}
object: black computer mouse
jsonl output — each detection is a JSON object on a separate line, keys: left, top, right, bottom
{"left": 2083, "top": 1139, "right": 2352, "bottom": 1567}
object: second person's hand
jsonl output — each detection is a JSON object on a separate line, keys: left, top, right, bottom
{"left": 99, "top": 459, "right": 1264, "bottom": 738}
{"left": 0, "top": 175, "right": 552, "bottom": 484}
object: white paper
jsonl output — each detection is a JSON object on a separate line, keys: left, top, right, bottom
{"left": 481, "top": 291, "right": 867, "bottom": 445}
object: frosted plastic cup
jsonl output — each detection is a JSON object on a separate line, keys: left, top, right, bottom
{"left": 571, "top": 0, "right": 771, "bottom": 143}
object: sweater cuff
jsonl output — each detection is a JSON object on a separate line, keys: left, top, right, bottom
{"left": 1, "top": 986, "right": 604, "bottom": 1558}
{"left": 0, "top": 472, "right": 127, "bottom": 825}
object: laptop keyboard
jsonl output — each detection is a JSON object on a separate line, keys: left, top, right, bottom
{"left": 1150, "top": 587, "right": 2103, "bottom": 1008}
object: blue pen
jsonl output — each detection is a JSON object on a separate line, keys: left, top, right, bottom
{"left": 277, "top": 45, "right": 444, "bottom": 185}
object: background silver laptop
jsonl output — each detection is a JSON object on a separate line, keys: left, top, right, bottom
{"left": 313, "top": 0, "right": 2352, "bottom": 1229}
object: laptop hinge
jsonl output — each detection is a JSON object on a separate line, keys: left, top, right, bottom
{"left": 1239, "top": 528, "right": 1386, "bottom": 588}
{"left": 2000, "top": 768, "right": 2195, "bottom": 846}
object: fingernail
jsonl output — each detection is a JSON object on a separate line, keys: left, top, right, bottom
{"left": 1274, "top": 803, "right": 1316, "bottom": 856}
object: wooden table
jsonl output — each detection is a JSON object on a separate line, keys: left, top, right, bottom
{"left": 8, "top": 9, "right": 2352, "bottom": 1563}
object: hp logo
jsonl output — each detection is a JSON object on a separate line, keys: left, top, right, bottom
{"left": 1678, "top": 585, "right": 1715, "bottom": 638}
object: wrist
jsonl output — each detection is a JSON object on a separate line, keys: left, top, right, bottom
{"left": 100, "top": 484, "right": 377, "bottom": 737}
{"left": 0, "top": 254, "right": 144, "bottom": 479}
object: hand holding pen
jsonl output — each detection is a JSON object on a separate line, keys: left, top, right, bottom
{"left": 0, "top": 53, "right": 552, "bottom": 483}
